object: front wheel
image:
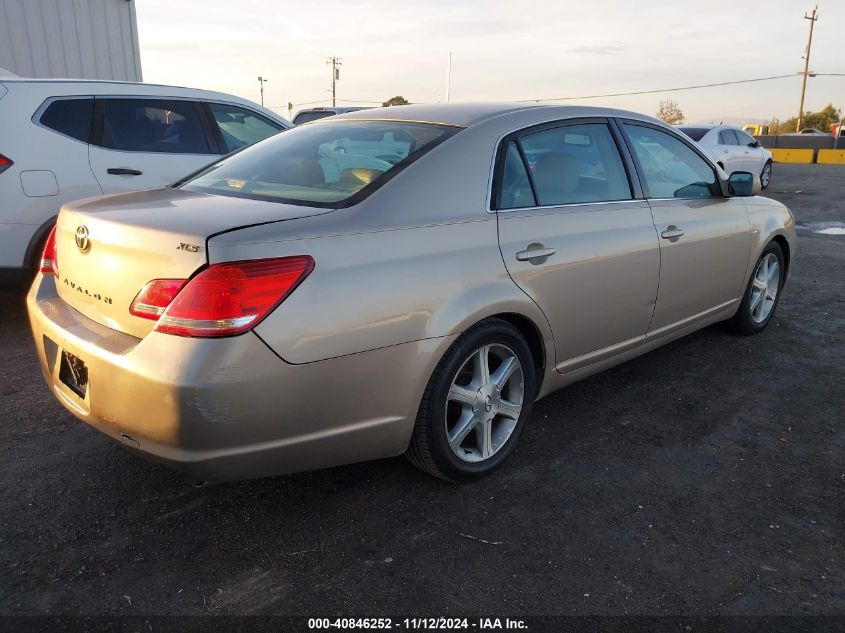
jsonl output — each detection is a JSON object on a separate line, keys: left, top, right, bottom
{"left": 406, "top": 318, "right": 536, "bottom": 481}
{"left": 728, "top": 241, "right": 784, "bottom": 335}
{"left": 760, "top": 160, "right": 772, "bottom": 189}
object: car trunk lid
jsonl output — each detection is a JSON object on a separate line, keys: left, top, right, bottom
{"left": 54, "top": 188, "right": 331, "bottom": 339}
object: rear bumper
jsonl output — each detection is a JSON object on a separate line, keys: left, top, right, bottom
{"left": 27, "top": 275, "right": 446, "bottom": 480}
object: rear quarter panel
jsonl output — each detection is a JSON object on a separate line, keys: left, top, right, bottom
{"left": 224, "top": 217, "right": 552, "bottom": 365}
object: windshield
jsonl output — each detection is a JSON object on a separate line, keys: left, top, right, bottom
{"left": 181, "top": 120, "right": 460, "bottom": 207}
{"left": 676, "top": 127, "right": 710, "bottom": 141}
{"left": 293, "top": 111, "right": 336, "bottom": 125}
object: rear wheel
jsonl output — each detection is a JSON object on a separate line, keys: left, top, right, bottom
{"left": 406, "top": 318, "right": 536, "bottom": 481}
{"left": 760, "top": 160, "right": 773, "bottom": 189}
{"left": 728, "top": 241, "right": 784, "bottom": 335}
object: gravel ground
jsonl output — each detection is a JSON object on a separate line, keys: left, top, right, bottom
{"left": 0, "top": 163, "right": 843, "bottom": 617}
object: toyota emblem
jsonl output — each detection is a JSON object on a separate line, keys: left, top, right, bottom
{"left": 75, "top": 225, "right": 90, "bottom": 253}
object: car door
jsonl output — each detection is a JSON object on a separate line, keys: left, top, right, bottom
{"left": 715, "top": 128, "right": 743, "bottom": 174}
{"left": 495, "top": 119, "right": 660, "bottom": 373}
{"left": 88, "top": 97, "right": 220, "bottom": 194}
{"left": 204, "top": 102, "right": 286, "bottom": 154}
{"left": 734, "top": 129, "right": 765, "bottom": 173}
{"left": 619, "top": 121, "right": 752, "bottom": 335}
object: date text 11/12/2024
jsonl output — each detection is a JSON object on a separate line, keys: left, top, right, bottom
{"left": 307, "top": 617, "right": 528, "bottom": 630}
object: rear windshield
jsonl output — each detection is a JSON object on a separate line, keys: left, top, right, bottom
{"left": 676, "top": 127, "right": 710, "bottom": 141}
{"left": 181, "top": 120, "right": 459, "bottom": 208}
{"left": 293, "top": 111, "right": 336, "bottom": 125}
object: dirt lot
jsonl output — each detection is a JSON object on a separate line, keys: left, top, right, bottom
{"left": 1, "top": 164, "right": 843, "bottom": 617}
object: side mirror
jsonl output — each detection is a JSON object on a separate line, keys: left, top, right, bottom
{"left": 749, "top": 140, "right": 760, "bottom": 148}
{"left": 728, "top": 171, "right": 761, "bottom": 197}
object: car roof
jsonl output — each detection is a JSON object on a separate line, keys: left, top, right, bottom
{"left": 0, "top": 77, "right": 291, "bottom": 126}
{"left": 1, "top": 77, "right": 200, "bottom": 89}
{"left": 327, "top": 102, "right": 663, "bottom": 128}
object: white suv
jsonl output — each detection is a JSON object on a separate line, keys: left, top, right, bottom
{"left": 0, "top": 79, "right": 291, "bottom": 284}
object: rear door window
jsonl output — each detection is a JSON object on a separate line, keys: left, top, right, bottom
{"left": 719, "top": 129, "right": 739, "bottom": 145}
{"left": 39, "top": 98, "right": 94, "bottom": 143}
{"left": 293, "top": 111, "right": 336, "bottom": 125}
{"left": 510, "top": 122, "right": 632, "bottom": 207}
{"left": 497, "top": 141, "right": 536, "bottom": 209}
{"left": 207, "top": 103, "right": 284, "bottom": 153}
{"left": 94, "top": 98, "right": 213, "bottom": 154}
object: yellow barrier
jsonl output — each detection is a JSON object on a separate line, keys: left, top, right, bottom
{"left": 770, "top": 148, "right": 815, "bottom": 164}
{"left": 817, "top": 149, "right": 845, "bottom": 165}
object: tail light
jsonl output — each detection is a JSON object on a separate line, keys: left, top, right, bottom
{"left": 129, "top": 279, "right": 187, "bottom": 320}
{"left": 40, "top": 226, "right": 58, "bottom": 276}
{"left": 0, "top": 154, "right": 12, "bottom": 176}
{"left": 131, "top": 257, "right": 314, "bottom": 337}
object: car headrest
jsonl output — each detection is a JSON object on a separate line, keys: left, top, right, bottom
{"left": 267, "top": 157, "right": 325, "bottom": 186}
{"left": 338, "top": 168, "right": 383, "bottom": 188}
{"left": 533, "top": 153, "right": 580, "bottom": 195}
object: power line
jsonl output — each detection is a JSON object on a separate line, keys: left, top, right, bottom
{"left": 266, "top": 98, "right": 384, "bottom": 110}
{"left": 515, "top": 74, "right": 814, "bottom": 103}
{"left": 266, "top": 73, "right": 844, "bottom": 112}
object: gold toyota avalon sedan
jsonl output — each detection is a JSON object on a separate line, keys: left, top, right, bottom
{"left": 27, "top": 104, "right": 796, "bottom": 481}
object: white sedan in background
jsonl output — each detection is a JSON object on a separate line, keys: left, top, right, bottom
{"left": 677, "top": 125, "right": 773, "bottom": 189}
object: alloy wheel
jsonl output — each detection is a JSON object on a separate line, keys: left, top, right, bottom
{"left": 750, "top": 252, "right": 780, "bottom": 323}
{"left": 445, "top": 344, "right": 525, "bottom": 463}
{"left": 761, "top": 163, "right": 772, "bottom": 188}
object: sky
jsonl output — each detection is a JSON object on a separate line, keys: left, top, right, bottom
{"left": 135, "top": 0, "right": 845, "bottom": 124}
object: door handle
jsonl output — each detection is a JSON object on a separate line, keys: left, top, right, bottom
{"left": 660, "top": 225, "right": 685, "bottom": 241}
{"left": 107, "top": 168, "right": 143, "bottom": 176}
{"left": 515, "top": 246, "right": 556, "bottom": 262}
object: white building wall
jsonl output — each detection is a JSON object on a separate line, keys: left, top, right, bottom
{"left": 0, "top": 0, "right": 142, "bottom": 81}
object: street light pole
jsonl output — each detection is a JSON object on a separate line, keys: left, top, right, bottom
{"left": 796, "top": 6, "right": 818, "bottom": 132}
{"left": 257, "top": 76, "right": 269, "bottom": 106}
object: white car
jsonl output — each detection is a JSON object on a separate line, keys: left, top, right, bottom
{"left": 676, "top": 125, "right": 773, "bottom": 190}
{"left": 0, "top": 78, "right": 291, "bottom": 285}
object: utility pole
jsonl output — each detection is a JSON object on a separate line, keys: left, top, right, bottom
{"left": 796, "top": 6, "right": 818, "bottom": 132}
{"left": 445, "top": 52, "right": 452, "bottom": 103}
{"left": 326, "top": 57, "right": 342, "bottom": 107}
{"left": 257, "top": 76, "right": 268, "bottom": 106}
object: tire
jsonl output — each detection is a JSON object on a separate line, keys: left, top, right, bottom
{"left": 760, "top": 160, "right": 773, "bottom": 189}
{"left": 406, "top": 318, "right": 536, "bottom": 481}
{"left": 728, "top": 241, "right": 785, "bottom": 335}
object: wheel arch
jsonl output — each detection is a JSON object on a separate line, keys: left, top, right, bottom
{"left": 425, "top": 280, "right": 555, "bottom": 399}
{"left": 770, "top": 234, "right": 791, "bottom": 277}
{"left": 23, "top": 215, "right": 58, "bottom": 277}
{"left": 489, "top": 312, "right": 546, "bottom": 397}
